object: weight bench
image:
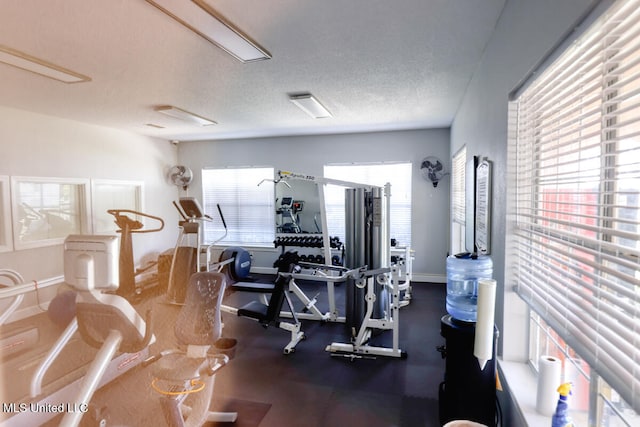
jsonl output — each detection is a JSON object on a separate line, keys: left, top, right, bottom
{"left": 221, "top": 251, "right": 304, "bottom": 354}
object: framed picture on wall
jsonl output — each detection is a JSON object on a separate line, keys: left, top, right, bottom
{"left": 11, "top": 176, "right": 91, "bottom": 250}
{"left": 91, "top": 179, "right": 144, "bottom": 233}
{"left": 475, "top": 158, "right": 492, "bottom": 255}
{"left": 0, "top": 176, "right": 12, "bottom": 252}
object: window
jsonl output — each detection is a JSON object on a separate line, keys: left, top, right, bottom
{"left": 451, "top": 147, "right": 466, "bottom": 254}
{"left": 11, "top": 177, "right": 90, "bottom": 249}
{"left": 91, "top": 180, "right": 144, "bottom": 234}
{"left": 201, "top": 167, "right": 275, "bottom": 247}
{"left": 529, "top": 314, "right": 640, "bottom": 426}
{"left": 510, "top": 0, "right": 640, "bottom": 420}
{"left": 324, "top": 162, "right": 412, "bottom": 248}
{"left": 0, "top": 176, "right": 11, "bottom": 252}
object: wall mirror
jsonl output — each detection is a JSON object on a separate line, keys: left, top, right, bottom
{"left": 275, "top": 179, "right": 322, "bottom": 234}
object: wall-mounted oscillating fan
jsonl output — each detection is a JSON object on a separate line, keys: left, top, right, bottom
{"left": 420, "top": 156, "right": 447, "bottom": 187}
{"left": 168, "top": 165, "right": 193, "bottom": 190}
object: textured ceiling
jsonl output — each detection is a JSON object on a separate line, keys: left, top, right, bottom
{"left": 0, "top": 0, "right": 506, "bottom": 142}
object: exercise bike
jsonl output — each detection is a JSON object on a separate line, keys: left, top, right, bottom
{"left": 107, "top": 209, "right": 164, "bottom": 301}
{"left": 25, "top": 235, "right": 154, "bottom": 427}
{"left": 146, "top": 271, "right": 237, "bottom": 426}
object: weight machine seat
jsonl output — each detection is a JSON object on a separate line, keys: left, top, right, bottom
{"left": 236, "top": 274, "right": 288, "bottom": 325}
{"left": 237, "top": 301, "right": 270, "bottom": 321}
{"left": 236, "top": 251, "right": 297, "bottom": 325}
{"left": 229, "top": 251, "right": 304, "bottom": 355}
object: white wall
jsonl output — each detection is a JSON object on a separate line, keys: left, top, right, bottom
{"left": 178, "top": 128, "right": 451, "bottom": 280}
{"left": 0, "top": 106, "right": 179, "bottom": 283}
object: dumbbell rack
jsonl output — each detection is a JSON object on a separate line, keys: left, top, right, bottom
{"left": 273, "top": 234, "right": 344, "bottom": 266}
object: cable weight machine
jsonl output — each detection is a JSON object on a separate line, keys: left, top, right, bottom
{"left": 276, "top": 171, "right": 406, "bottom": 358}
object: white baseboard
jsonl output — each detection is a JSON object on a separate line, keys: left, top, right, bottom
{"left": 411, "top": 273, "right": 446, "bottom": 284}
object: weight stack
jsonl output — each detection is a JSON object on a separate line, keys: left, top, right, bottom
{"left": 344, "top": 187, "right": 366, "bottom": 330}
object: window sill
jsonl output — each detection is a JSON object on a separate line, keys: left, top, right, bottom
{"left": 498, "top": 360, "right": 552, "bottom": 427}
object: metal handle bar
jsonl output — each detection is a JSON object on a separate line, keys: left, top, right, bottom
{"left": 107, "top": 209, "right": 165, "bottom": 233}
{"left": 278, "top": 266, "right": 369, "bottom": 283}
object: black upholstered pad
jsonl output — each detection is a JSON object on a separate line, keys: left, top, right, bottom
{"left": 237, "top": 301, "right": 269, "bottom": 321}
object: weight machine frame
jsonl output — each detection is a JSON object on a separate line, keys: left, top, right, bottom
{"left": 275, "top": 171, "right": 407, "bottom": 358}
{"left": 391, "top": 245, "right": 414, "bottom": 308}
{"left": 273, "top": 171, "right": 386, "bottom": 324}
{"left": 277, "top": 264, "right": 362, "bottom": 323}
{"left": 325, "top": 267, "right": 407, "bottom": 359}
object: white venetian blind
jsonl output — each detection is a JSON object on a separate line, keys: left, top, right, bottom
{"left": 512, "top": 0, "right": 640, "bottom": 413}
{"left": 452, "top": 146, "right": 467, "bottom": 225}
{"left": 201, "top": 167, "right": 274, "bottom": 246}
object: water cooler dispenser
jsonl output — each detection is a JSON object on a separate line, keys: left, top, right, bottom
{"left": 438, "top": 253, "right": 498, "bottom": 426}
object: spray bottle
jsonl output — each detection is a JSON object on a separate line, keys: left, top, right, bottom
{"left": 551, "top": 382, "right": 574, "bottom": 427}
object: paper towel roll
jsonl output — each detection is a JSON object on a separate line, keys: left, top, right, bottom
{"left": 473, "top": 279, "right": 496, "bottom": 370}
{"left": 536, "top": 355, "right": 562, "bottom": 416}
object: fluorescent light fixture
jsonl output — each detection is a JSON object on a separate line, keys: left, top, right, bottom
{"left": 0, "top": 44, "right": 90, "bottom": 83}
{"left": 155, "top": 105, "right": 217, "bottom": 126}
{"left": 145, "top": 0, "right": 271, "bottom": 63}
{"left": 289, "top": 93, "right": 332, "bottom": 119}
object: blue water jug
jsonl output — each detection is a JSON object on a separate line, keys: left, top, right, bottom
{"left": 446, "top": 253, "right": 493, "bottom": 322}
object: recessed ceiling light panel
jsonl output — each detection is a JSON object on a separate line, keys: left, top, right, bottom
{"left": 0, "top": 44, "right": 90, "bottom": 83}
{"left": 155, "top": 105, "right": 217, "bottom": 126}
{"left": 145, "top": 123, "right": 166, "bottom": 129}
{"left": 145, "top": 0, "right": 271, "bottom": 63}
{"left": 289, "top": 93, "right": 332, "bottom": 119}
